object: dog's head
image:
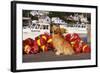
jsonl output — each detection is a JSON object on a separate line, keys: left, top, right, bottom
{"left": 51, "top": 24, "right": 67, "bottom": 34}
{"left": 51, "top": 24, "right": 61, "bottom": 34}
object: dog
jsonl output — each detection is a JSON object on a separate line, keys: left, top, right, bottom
{"left": 51, "top": 24, "right": 74, "bottom": 55}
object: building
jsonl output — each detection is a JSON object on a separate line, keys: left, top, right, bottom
{"left": 79, "top": 14, "right": 88, "bottom": 24}
{"left": 51, "top": 17, "right": 67, "bottom": 24}
{"left": 38, "top": 15, "right": 51, "bottom": 24}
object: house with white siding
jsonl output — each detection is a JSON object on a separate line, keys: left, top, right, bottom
{"left": 51, "top": 17, "right": 67, "bottom": 24}
{"left": 38, "top": 15, "right": 51, "bottom": 24}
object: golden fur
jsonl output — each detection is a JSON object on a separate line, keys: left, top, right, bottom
{"left": 52, "top": 25, "right": 74, "bottom": 55}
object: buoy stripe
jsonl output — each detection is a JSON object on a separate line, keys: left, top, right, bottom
{"left": 24, "top": 45, "right": 30, "bottom": 54}
{"left": 47, "top": 39, "right": 52, "bottom": 43}
{"left": 71, "top": 41, "right": 75, "bottom": 45}
{"left": 82, "top": 45, "right": 88, "bottom": 51}
{"left": 42, "top": 36, "right": 47, "bottom": 40}
{"left": 41, "top": 45, "right": 45, "bottom": 51}
{"left": 37, "top": 39, "right": 41, "bottom": 46}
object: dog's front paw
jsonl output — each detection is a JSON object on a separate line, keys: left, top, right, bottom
{"left": 55, "top": 51, "right": 61, "bottom": 55}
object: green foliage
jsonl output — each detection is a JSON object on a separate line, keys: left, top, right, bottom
{"left": 23, "top": 10, "right": 31, "bottom": 17}
{"left": 30, "top": 15, "right": 38, "bottom": 20}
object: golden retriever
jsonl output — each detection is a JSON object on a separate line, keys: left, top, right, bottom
{"left": 51, "top": 24, "right": 74, "bottom": 55}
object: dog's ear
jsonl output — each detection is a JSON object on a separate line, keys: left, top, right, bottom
{"left": 60, "top": 28, "right": 67, "bottom": 34}
{"left": 50, "top": 24, "right": 57, "bottom": 33}
{"left": 50, "top": 24, "right": 55, "bottom": 33}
